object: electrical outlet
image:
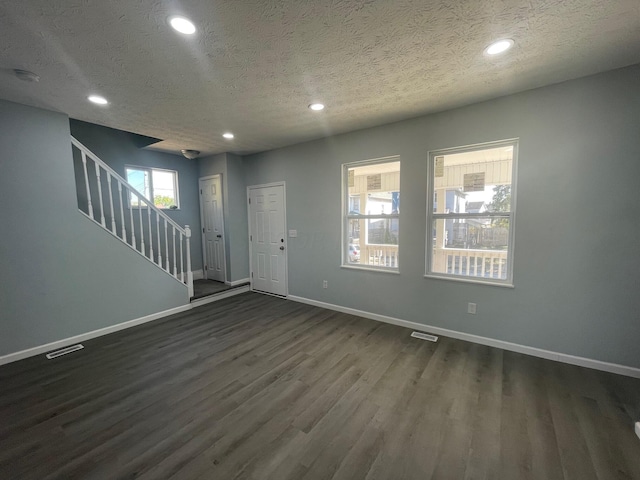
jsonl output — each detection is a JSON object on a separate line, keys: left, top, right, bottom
{"left": 322, "top": 280, "right": 328, "bottom": 289}
{"left": 467, "top": 302, "right": 477, "bottom": 314}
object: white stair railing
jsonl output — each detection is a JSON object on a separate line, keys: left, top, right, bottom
{"left": 71, "top": 136, "right": 193, "bottom": 297}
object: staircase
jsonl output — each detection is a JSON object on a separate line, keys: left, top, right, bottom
{"left": 70, "top": 136, "right": 193, "bottom": 297}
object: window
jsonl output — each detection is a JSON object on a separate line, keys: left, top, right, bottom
{"left": 125, "top": 166, "right": 179, "bottom": 209}
{"left": 426, "top": 140, "right": 517, "bottom": 285}
{"left": 343, "top": 157, "right": 400, "bottom": 271}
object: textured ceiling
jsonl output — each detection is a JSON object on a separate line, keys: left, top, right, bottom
{"left": 1, "top": 0, "right": 639, "bottom": 156}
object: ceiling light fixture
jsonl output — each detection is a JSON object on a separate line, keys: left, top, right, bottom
{"left": 309, "top": 103, "right": 325, "bottom": 111}
{"left": 88, "top": 95, "right": 108, "bottom": 105}
{"left": 223, "top": 132, "right": 234, "bottom": 139}
{"left": 181, "top": 149, "right": 200, "bottom": 159}
{"left": 169, "top": 16, "right": 196, "bottom": 35}
{"left": 484, "top": 39, "right": 514, "bottom": 56}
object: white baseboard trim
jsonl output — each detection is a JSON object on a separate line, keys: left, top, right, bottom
{"left": 0, "top": 304, "right": 191, "bottom": 367}
{"left": 0, "top": 286, "right": 250, "bottom": 367}
{"left": 287, "top": 295, "right": 640, "bottom": 379}
{"left": 192, "top": 269, "right": 204, "bottom": 281}
{"left": 225, "top": 277, "right": 250, "bottom": 287}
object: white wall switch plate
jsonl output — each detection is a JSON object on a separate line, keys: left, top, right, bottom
{"left": 467, "top": 302, "right": 477, "bottom": 314}
{"left": 288, "top": 229, "right": 297, "bottom": 237}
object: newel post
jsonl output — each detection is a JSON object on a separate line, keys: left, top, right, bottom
{"left": 185, "top": 225, "right": 194, "bottom": 298}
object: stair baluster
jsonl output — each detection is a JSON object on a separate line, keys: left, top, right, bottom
{"left": 156, "top": 211, "right": 162, "bottom": 267}
{"left": 172, "top": 225, "right": 177, "bottom": 278}
{"left": 138, "top": 199, "right": 145, "bottom": 257}
{"left": 128, "top": 186, "right": 136, "bottom": 248}
{"left": 118, "top": 182, "right": 126, "bottom": 242}
{"left": 81, "top": 151, "right": 94, "bottom": 220}
{"left": 107, "top": 174, "right": 116, "bottom": 234}
{"left": 95, "top": 165, "right": 106, "bottom": 228}
{"left": 147, "top": 204, "right": 153, "bottom": 262}
{"left": 179, "top": 232, "right": 184, "bottom": 282}
{"left": 164, "top": 221, "right": 169, "bottom": 273}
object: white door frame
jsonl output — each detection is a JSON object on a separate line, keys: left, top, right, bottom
{"left": 247, "top": 181, "right": 288, "bottom": 297}
{"left": 199, "top": 174, "right": 227, "bottom": 283}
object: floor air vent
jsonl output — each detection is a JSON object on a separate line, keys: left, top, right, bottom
{"left": 45, "top": 344, "right": 84, "bottom": 359}
{"left": 411, "top": 331, "right": 438, "bottom": 342}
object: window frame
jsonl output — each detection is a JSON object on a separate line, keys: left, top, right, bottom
{"left": 341, "top": 156, "right": 401, "bottom": 273}
{"left": 124, "top": 165, "right": 180, "bottom": 210}
{"left": 425, "top": 139, "right": 518, "bottom": 287}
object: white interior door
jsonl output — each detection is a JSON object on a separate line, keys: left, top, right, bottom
{"left": 248, "top": 184, "right": 287, "bottom": 296}
{"left": 199, "top": 175, "right": 226, "bottom": 282}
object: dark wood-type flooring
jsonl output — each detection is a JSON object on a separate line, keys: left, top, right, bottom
{"left": 1, "top": 292, "right": 639, "bottom": 479}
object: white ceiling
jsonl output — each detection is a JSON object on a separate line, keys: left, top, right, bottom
{"left": 1, "top": 0, "right": 639, "bottom": 156}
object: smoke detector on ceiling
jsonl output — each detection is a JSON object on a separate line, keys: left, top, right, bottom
{"left": 181, "top": 149, "right": 200, "bottom": 159}
{"left": 14, "top": 69, "right": 40, "bottom": 82}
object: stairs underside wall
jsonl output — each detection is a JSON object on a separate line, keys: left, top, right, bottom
{"left": 0, "top": 100, "right": 189, "bottom": 357}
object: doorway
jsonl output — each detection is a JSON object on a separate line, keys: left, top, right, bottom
{"left": 199, "top": 175, "right": 226, "bottom": 283}
{"left": 247, "top": 182, "right": 288, "bottom": 297}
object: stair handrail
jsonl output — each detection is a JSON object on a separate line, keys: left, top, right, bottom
{"left": 71, "top": 136, "right": 186, "bottom": 235}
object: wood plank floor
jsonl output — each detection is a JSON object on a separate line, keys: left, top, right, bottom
{"left": 1, "top": 292, "right": 639, "bottom": 479}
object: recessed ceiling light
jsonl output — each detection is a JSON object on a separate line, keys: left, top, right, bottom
{"left": 88, "top": 95, "right": 108, "bottom": 105}
{"left": 309, "top": 103, "right": 325, "bottom": 111}
{"left": 223, "top": 132, "right": 234, "bottom": 139}
{"left": 169, "top": 16, "right": 196, "bottom": 35}
{"left": 484, "top": 39, "right": 514, "bottom": 56}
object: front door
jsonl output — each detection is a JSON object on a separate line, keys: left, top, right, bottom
{"left": 248, "top": 184, "right": 287, "bottom": 296}
{"left": 199, "top": 175, "right": 226, "bottom": 282}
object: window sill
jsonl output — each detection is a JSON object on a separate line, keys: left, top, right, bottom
{"left": 341, "top": 265, "right": 400, "bottom": 275}
{"left": 424, "top": 274, "right": 514, "bottom": 288}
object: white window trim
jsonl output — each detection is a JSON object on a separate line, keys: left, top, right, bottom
{"left": 125, "top": 165, "right": 180, "bottom": 210}
{"left": 341, "top": 156, "right": 400, "bottom": 272}
{"left": 425, "top": 139, "right": 518, "bottom": 286}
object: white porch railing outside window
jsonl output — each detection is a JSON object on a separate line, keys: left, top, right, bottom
{"left": 360, "top": 244, "right": 399, "bottom": 268}
{"left": 433, "top": 247, "right": 508, "bottom": 279}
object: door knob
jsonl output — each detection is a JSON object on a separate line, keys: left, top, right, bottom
{"left": 216, "top": 235, "right": 222, "bottom": 238}
{"left": 279, "top": 246, "right": 285, "bottom": 250}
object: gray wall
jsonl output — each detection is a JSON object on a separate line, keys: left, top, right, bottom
{"left": 70, "top": 120, "right": 203, "bottom": 271}
{"left": 243, "top": 64, "right": 640, "bottom": 368}
{"left": 0, "top": 101, "right": 189, "bottom": 357}
{"left": 226, "top": 153, "right": 250, "bottom": 281}
{"left": 198, "top": 153, "right": 249, "bottom": 282}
